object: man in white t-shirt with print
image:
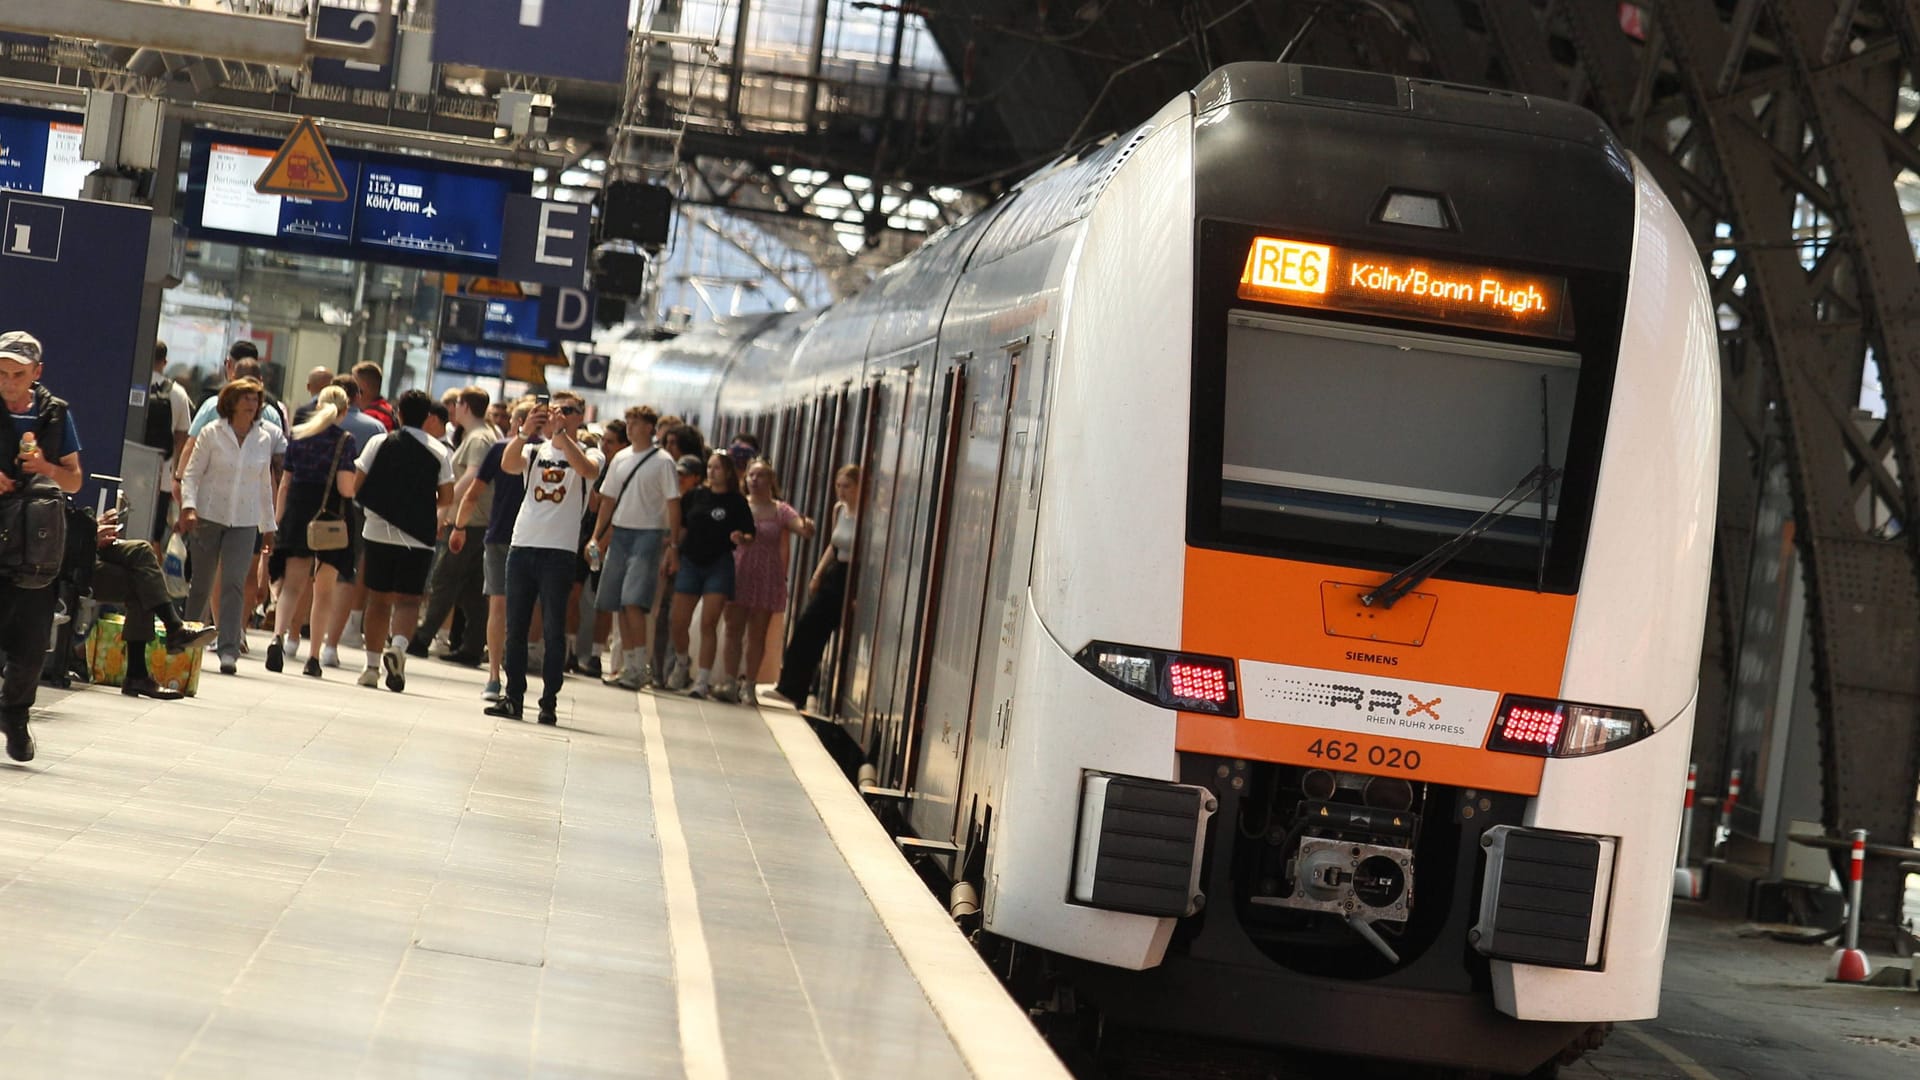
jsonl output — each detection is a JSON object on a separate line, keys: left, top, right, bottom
{"left": 484, "top": 390, "right": 602, "bottom": 725}
{"left": 590, "top": 405, "right": 681, "bottom": 690}
{"left": 341, "top": 390, "right": 453, "bottom": 694}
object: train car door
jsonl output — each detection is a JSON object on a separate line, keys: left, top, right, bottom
{"left": 842, "top": 368, "right": 914, "bottom": 750}
{"left": 909, "top": 340, "right": 1023, "bottom": 843}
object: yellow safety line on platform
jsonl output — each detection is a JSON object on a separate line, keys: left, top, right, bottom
{"left": 759, "top": 703, "right": 1072, "bottom": 1080}
{"left": 640, "top": 694, "right": 731, "bottom": 1080}
{"left": 1623, "top": 1027, "right": 1721, "bottom": 1080}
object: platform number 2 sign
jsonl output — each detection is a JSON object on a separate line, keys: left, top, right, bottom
{"left": 2, "top": 200, "right": 64, "bottom": 263}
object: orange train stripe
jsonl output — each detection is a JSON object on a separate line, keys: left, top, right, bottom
{"left": 1179, "top": 547, "right": 1576, "bottom": 795}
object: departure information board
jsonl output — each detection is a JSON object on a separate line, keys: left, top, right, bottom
{"left": 200, "top": 136, "right": 357, "bottom": 244}
{"left": 355, "top": 159, "right": 514, "bottom": 264}
{"left": 1237, "top": 236, "right": 1575, "bottom": 340}
{"left": 437, "top": 343, "right": 506, "bottom": 376}
{"left": 183, "top": 127, "right": 531, "bottom": 272}
{"left": 0, "top": 104, "right": 92, "bottom": 199}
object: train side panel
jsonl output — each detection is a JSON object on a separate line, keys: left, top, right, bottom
{"left": 1504, "top": 156, "right": 1720, "bottom": 1021}
{"left": 982, "top": 95, "right": 1196, "bottom": 969}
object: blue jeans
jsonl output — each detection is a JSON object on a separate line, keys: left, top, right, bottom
{"left": 504, "top": 546, "right": 576, "bottom": 709}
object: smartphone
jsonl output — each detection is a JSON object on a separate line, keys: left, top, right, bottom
{"left": 533, "top": 393, "right": 551, "bottom": 406}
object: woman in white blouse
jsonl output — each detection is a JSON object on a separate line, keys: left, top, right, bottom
{"left": 179, "top": 377, "right": 280, "bottom": 674}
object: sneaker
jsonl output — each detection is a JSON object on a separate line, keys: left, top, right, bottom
{"left": 321, "top": 645, "right": 341, "bottom": 669}
{"left": 688, "top": 677, "right": 709, "bottom": 700}
{"left": 536, "top": 705, "right": 558, "bottom": 726}
{"left": 666, "top": 656, "right": 691, "bottom": 691}
{"left": 581, "top": 656, "right": 603, "bottom": 680}
{"left": 287, "top": 635, "right": 301, "bottom": 660}
{"left": 303, "top": 655, "right": 322, "bottom": 678}
{"left": 341, "top": 612, "right": 364, "bottom": 650}
{"left": 613, "top": 663, "right": 647, "bottom": 691}
{"left": 484, "top": 698, "right": 523, "bottom": 720}
{"left": 219, "top": 655, "right": 238, "bottom": 676}
{"left": 264, "top": 639, "right": 284, "bottom": 673}
{"left": 739, "top": 680, "right": 759, "bottom": 707}
{"left": 3, "top": 723, "right": 34, "bottom": 763}
{"left": 357, "top": 667, "right": 379, "bottom": 689}
{"left": 711, "top": 678, "right": 737, "bottom": 704}
{"left": 482, "top": 679, "right": 503, "bottom": 701}
{"left": 382, "top": 644, "right": 406, "bottom": 693}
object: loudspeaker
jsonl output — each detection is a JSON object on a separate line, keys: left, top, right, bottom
{"left": 600, "top": 181, "right": 674, "bottom": 247}
{"left": 594, "top": 295, "right": 628, "bottom": 328}
{"left": 592, "top": 246, "right": 648, "bottom": 298}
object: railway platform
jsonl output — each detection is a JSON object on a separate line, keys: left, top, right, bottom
{"left": 0, "top": 629, "right": 1062, "bottom": 1080}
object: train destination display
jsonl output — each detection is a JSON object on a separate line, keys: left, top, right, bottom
{"left": 0, "top": 105, "right": 92, "bottom": 199}
{"left": 1238, "top": 235, "right": 1574, "bottom": 340}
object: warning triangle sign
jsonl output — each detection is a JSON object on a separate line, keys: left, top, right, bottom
{"left": 253, "top": 116, "right": 349, "bottom": 202}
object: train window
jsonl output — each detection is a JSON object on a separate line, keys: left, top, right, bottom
{"left": 1220, "top": 312, "right": 1577, "bottom": 549}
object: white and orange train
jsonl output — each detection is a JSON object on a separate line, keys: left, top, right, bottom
{"left": 582, "top": 63, "right": 1719, "bottom": 1076}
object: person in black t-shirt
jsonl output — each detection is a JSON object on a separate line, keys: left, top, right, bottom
{"left": 665, "top": 451, "right": 753, "bottom": 699}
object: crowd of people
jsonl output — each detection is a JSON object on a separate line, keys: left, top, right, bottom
{"left": 0, "top": 330, "right": 862, "bottom": 762}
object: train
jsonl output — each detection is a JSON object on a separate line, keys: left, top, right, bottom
{"left": 578, "top": 63, "right": 1719, "bottom": 1077}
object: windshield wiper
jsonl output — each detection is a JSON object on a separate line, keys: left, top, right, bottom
{"left": 1359, "top": 463, "right": 1561, "bottom": 610}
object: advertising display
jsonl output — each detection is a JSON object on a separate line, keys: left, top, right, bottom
{"left": 0, "top": 104, "right": 93, "bottom": 199}
{"left": 182, "top": 127, "right": 531, "bottom": 272}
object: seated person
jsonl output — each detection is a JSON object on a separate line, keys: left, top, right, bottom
{"left": 89, "top": 509, "right": 215, "bottom": 699}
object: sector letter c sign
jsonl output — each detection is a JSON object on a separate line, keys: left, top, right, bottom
{"left": 432, "top": 0, "right": 630, "bottom": 85}
{"left": 574, "top": 352, "right": 610, "bottom": 391}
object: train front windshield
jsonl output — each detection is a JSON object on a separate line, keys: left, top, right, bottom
{"left": 1188, "top": 224, "right": 1627, "bottom": 594}
{"left": 1220, "top": 313, "right": 1578, "bottom": 569}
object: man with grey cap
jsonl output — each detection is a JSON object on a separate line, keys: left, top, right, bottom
{"left": 0, "top": 331, "right": 85, "bottom": 763}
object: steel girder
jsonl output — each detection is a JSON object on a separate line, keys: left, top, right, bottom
{"left": 1489, "top": 0, "right": 1920, "bottom": 938}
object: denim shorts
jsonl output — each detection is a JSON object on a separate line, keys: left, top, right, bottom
{"left": 673, "top": 552, "right": 735, "bottom": 598}
{"left": 483, "top": 542, "right": 510, "bottom": 597}
{"left": 596, "top": 527, "right": 665, "bottom": 613}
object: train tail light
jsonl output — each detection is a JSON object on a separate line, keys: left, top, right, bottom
{"left": 1487, "top": 695, "right": 1652, "bottom": 758}
{"left": 1076, "top": 642, "right": 1239, "bottom": 716}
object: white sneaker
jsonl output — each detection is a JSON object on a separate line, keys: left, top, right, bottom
{"left": 287, "top": 635, "right": 301, "bottom": 660}
{"left": 356, "top": 667, "right": 379, "bottom": 688}
{"left": 614, "top": 661, "right": 647, "bottom": 691}
{"left": 341, "top": 612, "right": 364, "bottom": 650}
{"left": 711, "top": 678, "right": 737, "bottom": 704}
{"left": 688, "top": 677, "right": 709, "bottom": 700}
{"left": 483, "top": 679, "right": 502, "bottom": 701}
{"left": 321, "top": 645, "right": 341, "bottom": 669}
{"left": 739, "top": 680, "right": 759, "bottom": 707}
{"left": 666, "top": 656, "right": 691, "bottom": 691}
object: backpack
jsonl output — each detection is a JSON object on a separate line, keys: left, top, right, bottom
{"left": 143, "top": 378, "right": 176, "bottom": 457}
{"left": 0, "top": 478, "right": 68, "bottom": 590}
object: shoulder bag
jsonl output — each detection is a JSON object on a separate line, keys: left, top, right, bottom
{"left": 306, "top": 430, "right": 352, "bottom": 552}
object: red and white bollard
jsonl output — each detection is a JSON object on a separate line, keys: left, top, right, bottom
{"left": 1827, "top": 829, "right": 1872, "bottom": 983}
{"left": 1673, "top": 763, "right": 1701, "bottom": 899}
{"left": 1717, "top": 768, "right": 1742, "bottom": 844}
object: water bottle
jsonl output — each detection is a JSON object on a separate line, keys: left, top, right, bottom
{"left": 586, "top": 540, "right": 602, "bottom": 573}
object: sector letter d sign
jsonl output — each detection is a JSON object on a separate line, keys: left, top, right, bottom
{"left": 538, "top": 286, "right": 595, "bottom": 344}
{"left": 500, "top": 194, "right": 590, "bottom": 288}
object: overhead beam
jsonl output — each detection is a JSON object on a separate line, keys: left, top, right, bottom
{"left": 0, "top": 0, "right": 391, "bottom": 67}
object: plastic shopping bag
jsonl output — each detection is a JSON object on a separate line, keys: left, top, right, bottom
{"left": 163, "top": 532, "right": 189, "bottom": 600}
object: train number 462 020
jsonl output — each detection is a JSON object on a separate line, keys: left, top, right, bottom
{"left": 1306, "top": 738, "right": 1424, "bottom": 772}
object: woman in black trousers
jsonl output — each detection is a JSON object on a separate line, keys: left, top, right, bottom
{"left": 768, "top": 465, "right": 859, "bottom": 710}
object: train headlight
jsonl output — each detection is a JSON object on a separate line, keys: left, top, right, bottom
{"left": 1076, "top": 642, "right": 1239, "bottom": 716}
{"left": 1487, "top": 695, "right": 1652, "bottom": 758}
